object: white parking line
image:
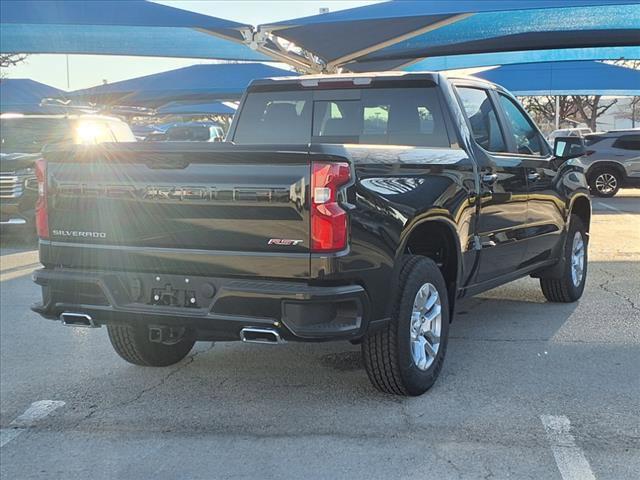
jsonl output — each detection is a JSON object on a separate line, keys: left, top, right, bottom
{"left": 0, "top": 400, "right": 65, "bottom": 448}
{"left": 0, "top": 429, "right": 23, "bottom": 448}
{"left": 540, "top": 415, "right": 596, "bottom": 480}
{"left": 595, "top": 201, "right": 621, "bottom": 213}
{"left": 10, "top": 400, "right": 66, "bottom": 427}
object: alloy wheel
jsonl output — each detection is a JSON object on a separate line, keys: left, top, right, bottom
{"left": 571, "top": 231, "right": 585, "bottom": 287}
{"left": 409, "top": 283, "right": 442, "bottom": 371}
{"left": 595, "top": 173, "right": 618, "bottom": 195}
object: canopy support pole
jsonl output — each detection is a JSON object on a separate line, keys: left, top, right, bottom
{"left": 555, "top": 96, "right": 560, "bottom": 129}
{"left": 237, "top": 28, "right": 322, "bottom": 74}
{"left": 324, "top": 13, "right": 473, "bottom": 73}
{"left": 198, "top": 27, "right": 320, "bottom": 73}
{"left": 252, "top": 13, "right": 473, "bottom": 74}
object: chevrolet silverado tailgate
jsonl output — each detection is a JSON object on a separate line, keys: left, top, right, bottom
{"left": 42, "top": 143, "right": 311, "bottom": 278}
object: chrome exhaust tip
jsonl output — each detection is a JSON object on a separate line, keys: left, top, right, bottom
{"left": 240, "top": 327, "right": 285, "bottom": 344}
{"left": 60, "top": 312, "right": 99, "bottom": 328}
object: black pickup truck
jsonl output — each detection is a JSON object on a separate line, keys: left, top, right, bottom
{"left": 32, "top": 72, "right": 591, "bottom": 396}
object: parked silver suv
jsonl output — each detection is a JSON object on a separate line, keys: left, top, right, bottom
{"left": 582, "top": 129, "right": 640, "bottom": 197}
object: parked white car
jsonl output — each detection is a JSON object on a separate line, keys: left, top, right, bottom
{"left": 547, "top": 127, "right": 592, "bottom": 143}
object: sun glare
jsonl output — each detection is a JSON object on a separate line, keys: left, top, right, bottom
{"left": 75, "top": 122, "right": 107, "bottom": 144}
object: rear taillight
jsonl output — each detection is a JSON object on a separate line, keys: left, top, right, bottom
{"left": 35, "top": 158, "right": 49, "bottom": 239}
{"left": 310, "top": 161, "right": 351, "bottom": 252}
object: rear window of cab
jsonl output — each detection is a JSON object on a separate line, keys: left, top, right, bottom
{"left": 232, "top": 87, "right": 451, "bottom": 148}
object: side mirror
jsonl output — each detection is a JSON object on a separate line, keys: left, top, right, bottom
{"left": 553, "top": 136, "right": 586, "bottom": 161}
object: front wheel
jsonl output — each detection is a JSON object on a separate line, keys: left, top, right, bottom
{"left": 362, "top": 256, "right": 450, "bottom": 396}
{"left": 107, "top": 323, "right": 195, "bottom": 366}
{"left": 589, "top": 168, "right": 621, "bottom": 197}
{"left": 539, "top": 215, "right": 588, "bottom": 303}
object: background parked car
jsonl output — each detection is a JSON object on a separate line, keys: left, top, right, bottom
{"left": 140, "top": 122, "right": 225, "bottom": 142}
{"left": 547, "top": 127, "right": 592, "bottom": 143}
{"left": 581, "top": 129, "right": 640, "bottom": 197}
{"left": 165, "top": 122, "right": 225, "bottom": 142}
{"left": 0, "top": 114, "right": 135, "bottom": 236}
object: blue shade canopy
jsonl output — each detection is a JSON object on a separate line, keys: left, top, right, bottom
{"left": 156, "top": 101, "right": 236, "bottom": 116}
{"left": 262, "top": 1, "right": 640, "bottom": 70}
{"left": 65, "top": 63, "right": 296, "bottom": 107}
{"left": 0, "top": 78, "right": 65, "bottom": 113}
{"left": 472, "top": 61, "right": 640, "bottom": 96}
{"left": 0, "top": 0, "right": 269, "bottom": 61}
{"left": 399, "top": 47, "right": 640, "bottom": 72}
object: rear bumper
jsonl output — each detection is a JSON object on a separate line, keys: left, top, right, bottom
{"left": 31, "top": 268, "right": 374, "bottom": 342}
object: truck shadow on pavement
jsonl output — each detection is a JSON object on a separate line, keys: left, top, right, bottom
{"left": 57, "top": 277, "right": 591, "bottom": 433}
{"left": 3, "top": 259, "right": 637, "bottom": 439}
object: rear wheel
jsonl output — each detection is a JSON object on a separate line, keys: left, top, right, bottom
{"left": 589, "top": 168, "right": 621, "bottom": 197}
{"left": 362, "top": 256, "right": 450, "bottom": 396}
{"left": 539, "top": 215, "right": 588, "bottom": 303}
{"left": 107, "top": 323, "right": 195, "bottom": 366}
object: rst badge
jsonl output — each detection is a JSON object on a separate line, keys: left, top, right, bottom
{"left": 268, "top": 239, "right": 304, "bottom": 246}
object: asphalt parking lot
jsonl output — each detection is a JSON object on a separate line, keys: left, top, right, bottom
{"left": 1, "top": 191, "right": 638, "bottom": 480}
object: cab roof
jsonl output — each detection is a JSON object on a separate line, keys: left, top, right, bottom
{"left": 247, "top": 70, "right": 505, "bottom": 93}
{"left": 248, "top": 70, "right": 442, "bottom": 88}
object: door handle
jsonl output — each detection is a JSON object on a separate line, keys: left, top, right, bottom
{"left": 527, "top": 172, "right": 541, "bottom": 182}
{"left": 481, "top": 173, "right": 498, "bottom": 186}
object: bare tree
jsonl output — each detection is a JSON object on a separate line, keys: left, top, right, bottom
{"left": 520, "top": 96, "right": 579, "bottom": 131}
{"left": 0, "top": 53, "right": 29, "bottom": 77}
{"left": 520, "top": 60, "right": 640, "bottom": 132}
{"left": 616, "top": 96, "right": 640, "bottom": 128}
{"left": 610, "top": 60, "right": 640, "bottom": 128}
{"left": 521, "top": 94, "right": 618, "bottom": 132}
{"left": 572, "top": 95, "right": 618, "bottom": 131}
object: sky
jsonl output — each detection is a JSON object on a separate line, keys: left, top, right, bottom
{"left": 2, "top": 1, "right": 378, "bottom": 91}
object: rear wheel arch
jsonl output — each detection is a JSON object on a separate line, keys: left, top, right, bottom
{"left": 399, "top": 218, "right": 461, "bottom": 318}
{"left": 586, "top": 161, "right": 626, "bottom": 181}
{"left": 569, "top": 195, "right": 591, "bottom": 233}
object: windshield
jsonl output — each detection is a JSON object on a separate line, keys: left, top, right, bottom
{"left": 233, "top": 86, "right": 450, "bottom": 147}
{"left": 0, "top": 118, "right": 72, "bottom": 153}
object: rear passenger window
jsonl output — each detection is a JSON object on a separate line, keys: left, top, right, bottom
{"left": 498, "top": 94, "right": 548, "bottom": 156}
{"left": 612, "top": 135, "right": 640, "bottom": 151}
{"left": 456, "top": 87, "right": 506, "bottom": 152}
{"left": 312, "top": 88, "right": 450, "bottom": 147}
{"left": 233, "top": 91, "right": 313, "bottom": 144}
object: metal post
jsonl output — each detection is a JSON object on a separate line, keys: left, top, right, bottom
{"left": 66, "top": 55, "right": 70, "bottom": 89}
{"left": 555, "top": 96, "right": 560, "bottom": 130}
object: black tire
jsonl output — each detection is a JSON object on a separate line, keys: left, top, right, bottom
{"left": 107, "top": 324, "right": 195, "bottom": 367}
{"left": 362, "top": 256, "right": 450, "bottom": 396}
{"left": 540, "top": 215, "right": 588, "bottom": 303}
{"left": 588, "top": 167, "right": 621, "bottom": 198}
